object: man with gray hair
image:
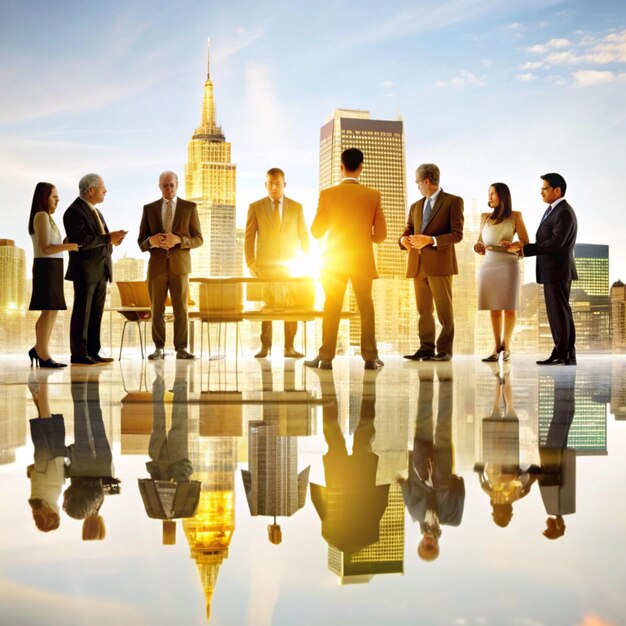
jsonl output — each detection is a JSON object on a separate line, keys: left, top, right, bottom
{"left": 64, "top": 173, "right": 127, "bottom": 365}
{"left": 399, "top": 163, "right": 464, "bottom": 361}
{"left": 138, "top": 171, "right": 203, "bottom": 360}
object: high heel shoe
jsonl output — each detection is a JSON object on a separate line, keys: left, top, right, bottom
{"left": 28, "top": 347, "right": 40, "bottom": 367}
{"left": 39, "top": 357, "right": 67, "bottom": 368}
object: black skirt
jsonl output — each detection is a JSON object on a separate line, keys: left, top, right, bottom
{"left": 29, "top": 258, "right": 67, "bottom": 311}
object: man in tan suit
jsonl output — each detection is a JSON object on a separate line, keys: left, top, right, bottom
{"left": 400, "top": 163, "right": 464, "bottom": 361}
{"left": 244, "top": 168, "right": 309, "bottom": 358}
{"left": 138, "top": 171, "right": 203, "bottom": 360}
{"left": 305, "top": 148, "right": 386, "bottom": 370}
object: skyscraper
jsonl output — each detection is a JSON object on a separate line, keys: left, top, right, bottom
{"left": 0, "top": 239, "right": 27, "bottom": 351}
{"left": 319, "top": 109, "right": 410, "bottom": 352}
{"left": 185, "top": 39, "right": 238, "bottom": 278}
{"left": 571, "top": 243, "right": 610, "bottom": 351}
{"left": 610, "top": 280, "right": 626, "bottom": 353}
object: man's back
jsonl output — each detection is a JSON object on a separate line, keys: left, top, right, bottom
{"left": 312, "top": 181, "right": 386, "bottom": 278}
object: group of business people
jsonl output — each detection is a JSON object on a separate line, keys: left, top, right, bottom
{"left": 27, "top": 171, "right": 203, "bottom": 367}
{"left": 27, "top": 151, "right": 577, "bottom": 368}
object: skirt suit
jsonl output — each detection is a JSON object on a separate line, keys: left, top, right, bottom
{"left": 28, "top": 218, "right": 67, "bottom": 311}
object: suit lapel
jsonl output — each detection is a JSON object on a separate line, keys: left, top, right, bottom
{"left": 414, "top": 198, "right": 425, "bottom": 233}
{"left": 425, "top": 190, "right": 446, "bottom": 227}
{"left": 171, "top": 197, "right": 183, "bottom": 232}
{"left": 77, "top": 198, "right": 105, "bottom": 234}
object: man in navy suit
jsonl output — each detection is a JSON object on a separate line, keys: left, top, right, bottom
{"left": 64, "top": 174, "right": 127, "bottom": 365}
{"left": 506, "top": 173, "right": 577, "bottom": 365}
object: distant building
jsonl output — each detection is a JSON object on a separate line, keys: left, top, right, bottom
{"left": 0, "top": 239, "right": 27, "bottom": 352}
{"left": 610, "top": 280, "right": 626, "bottom": 353}
{"left": 185, "top": 39, "right": 237, "bottom": 278}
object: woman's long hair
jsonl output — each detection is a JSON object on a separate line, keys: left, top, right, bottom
{"left": 28, "top": 182, "right": 55, "bottom": 234}
{"left": 488, "top": 182, "right": 513, "bottom": 224}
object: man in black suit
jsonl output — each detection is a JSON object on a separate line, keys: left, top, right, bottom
{"left": 64, "top": 174, "right": 127, "bottom": 365}
{"left": 506, "top": 173, "right": 577, "bottom": 365}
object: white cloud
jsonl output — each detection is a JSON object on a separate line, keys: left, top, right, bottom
{"left": 517, "top": 73, "right": 535, "bottom": 82}
{"left": 383, "top": 81, "right": 394, "bottom": 88}
{"left": 437, "top": 69, "right": 487, "bottom": 88}
{"left": 213, "top": 25, "right": 265, "bottom": 61}
{"left": 573, "top": 70, "right": 626, "bottom": 87}
{"left": 519, "top": 61, "right": 544, "bottom": 70}
{"left": 508, "top": 22, "right": 523, "bottom": 31}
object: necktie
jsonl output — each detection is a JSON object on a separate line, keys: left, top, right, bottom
{"left": 273, "top": 200, "right": 281, "bottom": 228}
{"left": 541, "top": 204, "right": 553, "bottom": 223}
{"left": 164, "top": 200, "right": 173, "bottom": 233}
{"left": 421, "top": 197, "right": 432, "bottom": 233}
{"left": 92, "top": 208, "right": 105, "bottom": 235}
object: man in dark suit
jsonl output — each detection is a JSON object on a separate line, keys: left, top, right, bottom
{"left": 304, "top": 148, "right": 387, "bottom": 371}
{"left": 506, "top": 173, "right": 577, "bottom": 365}
{"left": 400, "top": 163, "right": 464, "bottom": 361}
{"left": 64, "top": 173, "right": 127, "bottom": 365}
{"left": 138, "top": 171, "right": 203, "bottom": 360}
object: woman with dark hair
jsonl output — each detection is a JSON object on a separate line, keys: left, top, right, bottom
{"left": 474, "top": 183, "right": 529, "bottom": 361}
{"left": 28, "top": 182, "right": 79, "bottom": 367}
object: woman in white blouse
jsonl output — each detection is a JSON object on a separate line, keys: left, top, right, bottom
{"left": 28, "top": 182, "right": 78, "bottom": 367}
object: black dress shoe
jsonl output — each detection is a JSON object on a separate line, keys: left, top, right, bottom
{"left": 176, "top": 349, "right": 196, "bottom": 360}
{"left": 431, "top": 352, "right": 452, "bottom": 361}
{"left": 364, "top": 359, "right": 384, "bottom": 370}
{"left": 71, "top": 356, "right": 96, "bottom": 365}
{"left": 564, "top": 357, "right": 577, "bottom": 365}
{"left": 90, "top": 354, "right": 114, "bottom": 363}
{"left": 403, "top": 349, "right": 435, "bottom": 361}
{"left": 254, "top": 347, "right": 270, "bottom": 358}
{"left": 536, "top": 355, "right": 564, "bottom": 365}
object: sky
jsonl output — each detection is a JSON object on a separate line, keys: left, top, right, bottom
{"left": 1, "top": 0, "right": 625, "bottom": 281}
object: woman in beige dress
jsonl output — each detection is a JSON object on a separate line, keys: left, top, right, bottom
{"left": 474, "top": 183, "right": 529, "bottom": 361}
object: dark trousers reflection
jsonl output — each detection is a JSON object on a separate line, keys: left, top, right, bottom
{"left": 539, "top": 371, "right": 576, "bottom": 540}
{"left": 64, "top": 369, "right": 119, "bottom": 540}
{"left": 400, "top": 363, "right": 464, "bottom": 561}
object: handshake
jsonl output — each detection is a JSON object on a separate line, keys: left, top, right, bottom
{"left": 149, "top": 232, "right": 182, "bottom": 249}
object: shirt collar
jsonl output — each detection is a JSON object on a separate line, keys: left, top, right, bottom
{"left": 342, "top": 177, "right": 360, "bottom": 183}
{"left": 268, "top": 195, "right": 284, "bottom": 207}
{"left": 549, "top": 197, "right": 566, "bottom": 210}
{"left": 426, "top": 187, "right": 442, "bottom": 203}
{"left": 162, "top": 196, "right": 177, "bottom": 208}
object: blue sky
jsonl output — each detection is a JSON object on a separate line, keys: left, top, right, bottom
{"left": 1, "top": 0, "right": 625, "bottom": 280}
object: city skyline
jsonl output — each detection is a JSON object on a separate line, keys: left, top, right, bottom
{"left": 1, "top": 1, "right": 625, "bottom": 284}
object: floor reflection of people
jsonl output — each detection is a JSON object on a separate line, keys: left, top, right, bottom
{"left": 399, "top": 363, "right": 464, "bottom": 561}
{"left": 310, "top": 371, "right": 389, "bottom": 553}
{"left": 64, "top": 369, "right": 120, "bottom": 540}
{"left": 539, "top": 371, "right": 576, "bottom": 540}
{"left": 475, "top": 362, "right": 538, "bottom": 528}
{"left": 27, "top": 370, "right": 67, "bottom": 532}
{"left": 138, "top": 361, "right": 199, "bottom": 544}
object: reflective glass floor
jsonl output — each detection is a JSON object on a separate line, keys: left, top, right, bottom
{"left": 1, "top": 354, "right": 625, "bottom": 626}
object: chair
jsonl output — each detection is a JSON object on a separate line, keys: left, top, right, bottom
{"left": 115, "top": 281, "right": 152, "bottom": 360}
{"left": 189, "top": 281, "right": 244, "bottom": 359}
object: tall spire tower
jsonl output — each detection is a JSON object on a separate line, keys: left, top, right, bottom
{"left": 186, "top": 38, "right": 239, "bottom": 277}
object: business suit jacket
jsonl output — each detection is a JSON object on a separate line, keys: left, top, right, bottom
{"left": 400, "top": 190, "right": 464, "bottom": 277}
{"left": 523, "top": 199, "right": 578, "bottom": 284}
{"left": 137, "top": 197, "right": 203, "bottom": 278}
{"left": 244, "top": 196, "right": 309, "bottom": 273}
{"left": 64, "top": 197, "right": 112, "bottom": 283}
{"left": 311, "top": 180, "right": 386, "bottom": 278}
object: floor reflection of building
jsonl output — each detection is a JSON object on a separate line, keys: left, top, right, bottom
{"left": 539, "top": 368, "right": 607, "bottom": 455}
{"left": 610, "top": 360, "right": 626, "bottom": 420}
{"left": 183, "top": 433, "right": 237, "bottom": 621}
